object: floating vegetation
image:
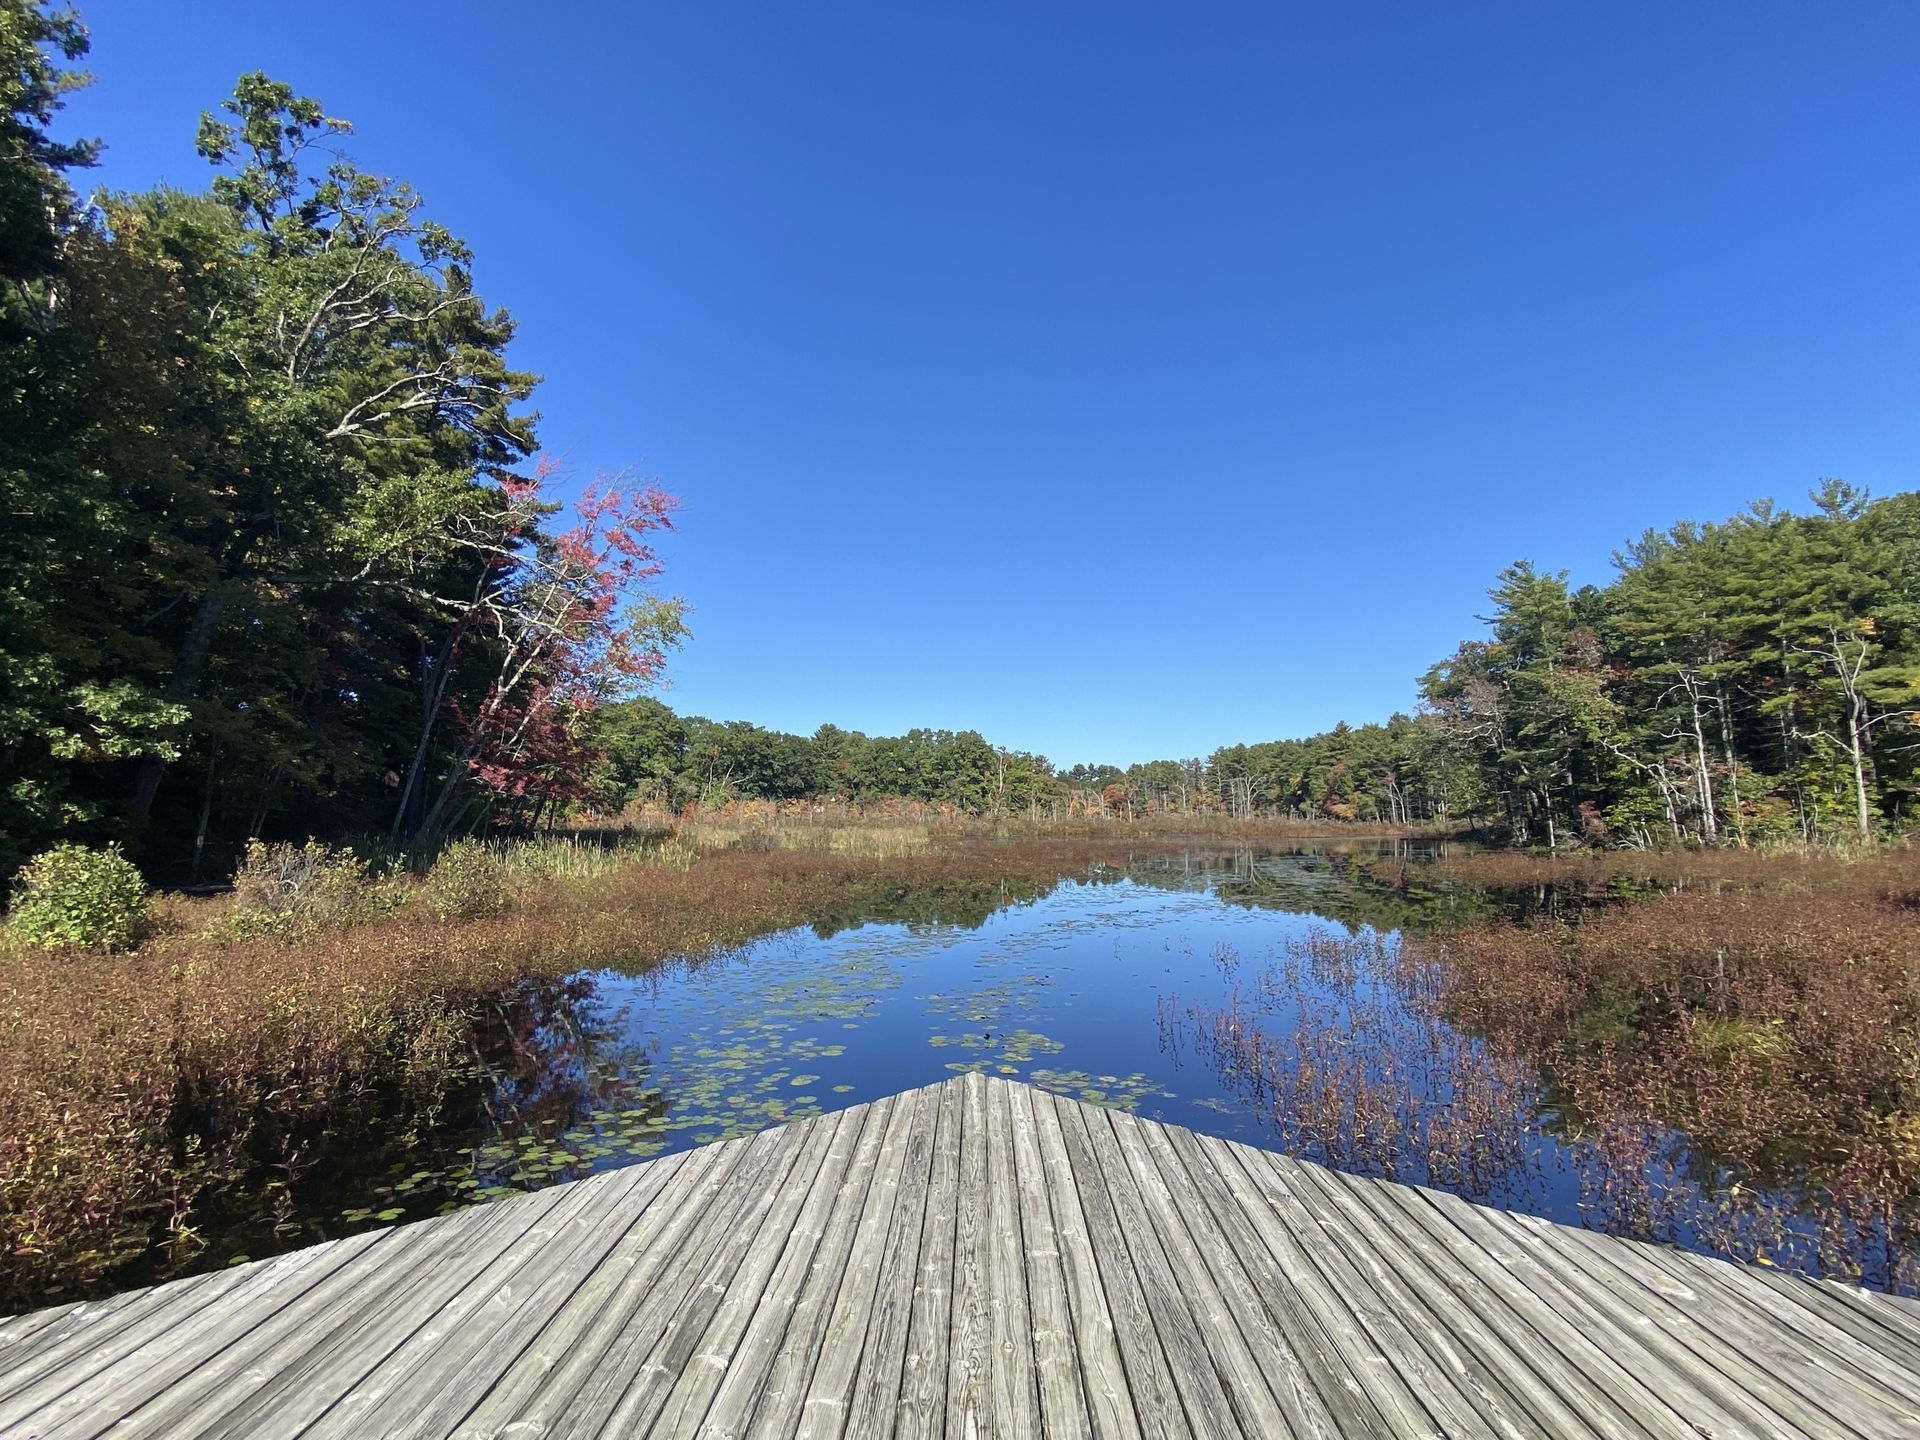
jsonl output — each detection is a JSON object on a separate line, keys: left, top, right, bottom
{"left": 1028, "top": 1069, "right": 1174, "bottom": 1110}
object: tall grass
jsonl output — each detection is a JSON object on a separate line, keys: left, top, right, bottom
{"left": 1371, "top": 841, "right": 1915, "bottom": 894}
{"left": 1163, "top": 929, "right": 1544, "bottom": 1205}
{"left": 590, "top": 796, "right": 1442, "bottom": 859}
{"left": 1421, "top": 854, "right": 1920, "bottom": 1290}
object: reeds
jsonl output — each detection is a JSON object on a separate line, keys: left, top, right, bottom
{"left": 1164, "top": 929, "right": 1548, "bottom": 1207}
{"left": 1372, "top": 843, "right": 1918, "bottom": 895}
{"left": 1422, "top": 868, "right": 1920, "bottom": 1289}
{"left": 595, "top": 797, "right": 1440, "bottom": 855}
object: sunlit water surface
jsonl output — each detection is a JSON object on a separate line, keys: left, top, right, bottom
{"left": 181, "top": 849, "right": 1911, "bottom": 1297}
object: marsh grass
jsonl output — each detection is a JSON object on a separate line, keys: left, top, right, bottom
{"left": 1424, "top": 866, "right": 1920, "bottom": 1289}
{"left": 1371, "top": 842, "right": 1918, "bottom": 896}
{"left": 0, "top": 839, "right": 1140, "bottom": 1309}
{"left": 1166, "top": 850, "right": 1920, "bottom": 1292}
{"left": 1163, "top": 929, "right": 1547, "bottom": 1207}
{"left": 600, "top": 797, "right": 1439, "bottom": 858}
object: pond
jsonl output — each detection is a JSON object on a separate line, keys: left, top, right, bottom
{"left": 185, "top": 845, "right": 1917, "bottom": 1297}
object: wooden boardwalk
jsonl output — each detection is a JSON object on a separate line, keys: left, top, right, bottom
{"left": 2, "top": 1075, "right": 1917, "bottom": 1439}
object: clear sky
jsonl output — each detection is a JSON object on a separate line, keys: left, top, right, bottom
{"left": 58, "top": 2, "right": 1920, "bottom": 767}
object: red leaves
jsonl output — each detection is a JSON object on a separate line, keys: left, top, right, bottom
{"left": 441, "top": 459, "right": 680, "bottom": 820}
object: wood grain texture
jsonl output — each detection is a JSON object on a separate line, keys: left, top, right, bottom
{"left": 4, "top": 1075, "right": 1914, "bottom": 1440}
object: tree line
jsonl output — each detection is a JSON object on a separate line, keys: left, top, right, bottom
{"left": 2, "top": 9, "right": 684, "bottom": 884}
{"left": 592, "top": 483, "right": 1920, "bottom": 846}
{"left": 6, "top": 5, "right": 1916, "bottom": 887}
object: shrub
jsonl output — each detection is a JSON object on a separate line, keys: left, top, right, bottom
{"left": 422, "top": 840, "right": 505, "bottom": 921}
{"left": 3, "top": 844, "right": 151, "bottom": 951}
{"left": 228, "top": 840, "right": 394, "bottom": 937}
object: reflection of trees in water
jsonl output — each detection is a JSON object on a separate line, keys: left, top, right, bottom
{"left": 469, "top": 976, "right": 659, "bottom": 1141}
{"left": 1121, "top": 843, "right": 1632, "bottom": 934}
{"left": 1170, "top": 914, "right": 1919, "bottom": 1295}
{"left": 1160, "top": 927, "right": 1552, "bottom": 1210}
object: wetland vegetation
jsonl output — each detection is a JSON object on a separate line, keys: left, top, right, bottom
{"left": 5, "top": 832, "right": 1919, "bottom": 1311}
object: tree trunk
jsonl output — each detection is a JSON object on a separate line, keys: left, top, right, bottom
{"left": 190, "top": 735, "right": 219, "bottom": 884}
{"left": 1685, "top": 680, "right": 1717, "bottom": 841}
{"left": 1715, "top": 683, "right": 1746, "bottom": 847}
{"left": 1827, "top": 628, "right": 1876, "bottom": 839}
{"left": 389, "top": 622, "right": 465, "bottom": 846}
{"left": 131, "top": 585, "right": 230, "bottom": 815}
{"left": 1847, "top": 693, "right": 1874, "bottom": 838}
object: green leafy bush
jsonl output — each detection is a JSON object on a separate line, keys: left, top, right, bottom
{"left": 421, "top": 840, "right": 505, "bottom": 921}
{"left": 228, "top": 840, "right": 396, "bottom": 937}
{"left": 4, "top": 843, "right": 151, "bottom": 951}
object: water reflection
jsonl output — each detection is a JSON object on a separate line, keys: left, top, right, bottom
{"left": 207, "top": 843, "right": 1914, "bottom": 1297}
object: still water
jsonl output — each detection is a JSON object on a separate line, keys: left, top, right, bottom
{"left": 206, "top": 847, "right": 1912, "bottom": 1296}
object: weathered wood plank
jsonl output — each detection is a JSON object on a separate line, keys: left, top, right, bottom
{"left": 135, "top": 1180, "right": 577, "bottom": 1440}
{"left": 1204, "top": 1140, "right": 1438, "bottom": 1439}
{"left": 843, "top": 1082, "right": 941, "bottom": 1440}
{"left": 1024, "top": 1085, "right": 1140, "bottom": 1440}
{"left": 450, "top": 1137, "right": 747, "bottom": 1439}
{"left": 1275, "top": 1157, "right": 1546, "bottom": 1440}
{"left": 944, "top": 1070, "right": 997, "bottom": 1440}
{"left": 789, "top": 1084, "right": 924, "bottom": 1440}
{"left": 651, "top": 1103, "right": 865, "bottom": 1440}
{"left": 1262, "top": 1152, "right": 1503, "bottom": 1439}
{"left": 1666, "top": 1249, "right": 1920, "bottom": 1405}
{"left": 895, "top": 1074, "right": 962, "bottom": 1440}
{"left": 1136, "top": 1116, "right": 1351, "bottom": 1440}
{"left": 1743, "top": 1265, "right": 1920, "bottom": 1364}
{"left": 1046, "top": 1091, "right": 1192, "bottom": 1440}
{"left": 0, "top": 1287, "right": 162, "bottom": 1383}
{"left": 1104, "top": 1107, "right": 1298, "bottom": 1440}
{"left": 222, "top": 1171, "right": 607, "bottom": 1440}
{"left": 1004, "top": 1079, "right": 1092, "bottom": 1440}
{"left": 367, "top": 1155, "right": 692, "bottom": 1440}
{"left": 1325, "top": 1170, "right": 1660, "bottom": 1440}
{"left": 1074, "top": 1102, "right": 1237, "bottom": 1440}
{"left": 103, "top": 1195, "right": 572, "bottom": 1440}
{"left": 1540, "top": 1214, "right": 1913, "bottom": 1439}
{"left": 691, "top": 1105, "right": 864, "bottom": 1440}
{"left": 1158, "top": 1124, "right": 1384, "bottom": 1440}
{"left": 982, "top": 1077, "right": 1042, "bottom": 1440}
{"left": 1366, "top": 1180, "right": 1709, "bottom": 1440}
{"left": 0, "top": 1233, "right": 379, "bottom": 1424}
{"left": 589, "top": 1112, "right": 832, "bottom": 1438}
{"left": 6, "top": 1077, "right": 1918, "bottom": 1440}
{"left": 24, "top": 1227, "right": 401, "bottom": 1440}
{"left": 544, "top": 1121, "right": 808, "bottom": 1440}
{"left": 736, "top": 1095, "right": 892, "bottom": 1440}
{"left": 1412, "top": 1185, "right": 1783, "bottom": 1440}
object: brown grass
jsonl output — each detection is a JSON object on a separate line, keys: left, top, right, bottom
{"left": 1164, "top": 931, "right": 1546, "bottom": 1206}
{"left": 609, "top": 796, "right": 1442, "bottom": 851}
{"left": 1372, "top": 844, "right": 1920, "bottom": 895}
{"left": 1421, "top": 871, "right": 1920, "bottom": 1287}
{"left": 0, "top": 841, "right": 1144, "bottom": 1310}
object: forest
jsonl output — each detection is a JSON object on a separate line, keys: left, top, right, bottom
{"left": 587, "top": 485, "right": 1920, "bottom": 849}
{"left": 6, "top": 6, "right": 1919, "bottom": 902}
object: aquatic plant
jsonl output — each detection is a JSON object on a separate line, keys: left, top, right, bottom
{"left": 1167, "top": 928, "right": 1546, "bottom": 1207}
{"left": 1425, "top": 867, "right": 1920, "bottom": 1291}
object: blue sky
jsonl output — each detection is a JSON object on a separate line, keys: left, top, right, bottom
{"left": 61, "top": 2, "right": 1919, "bottom": 766}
